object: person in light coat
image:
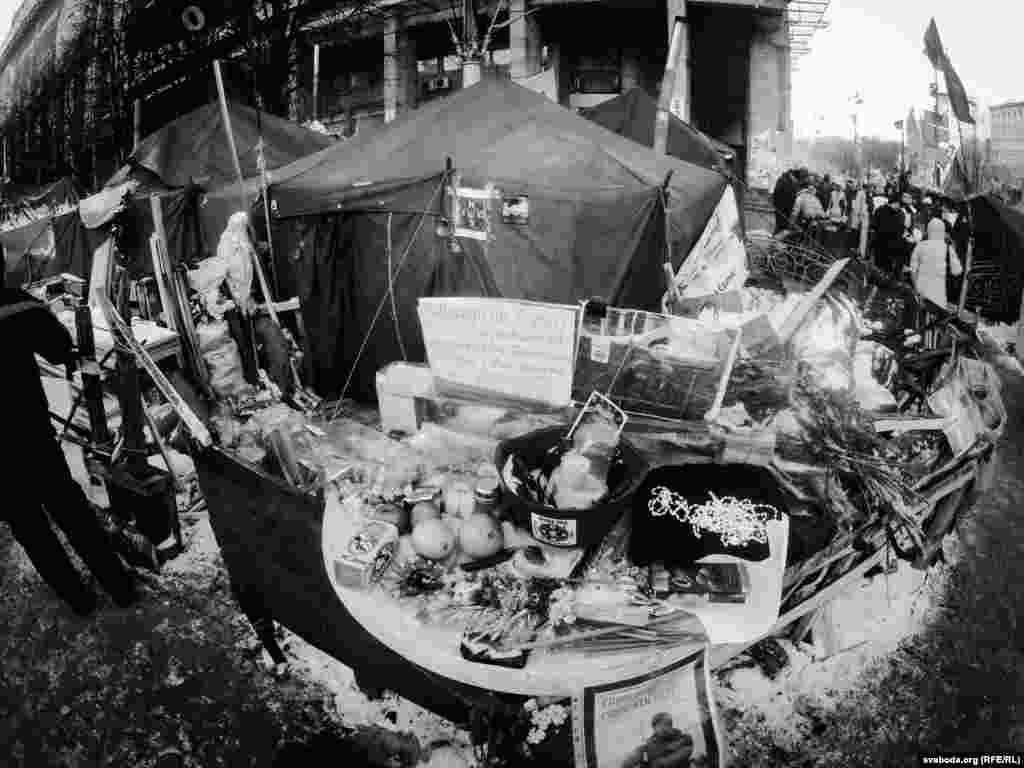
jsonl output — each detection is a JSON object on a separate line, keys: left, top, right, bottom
{"left": 907, "top": 218, "right": 963, "bottom": 308}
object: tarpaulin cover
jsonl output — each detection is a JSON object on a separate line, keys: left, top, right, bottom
{"left": 269, "top": 78, "right": 727, "bottom": 400}
{"left": 963, "top": 194, "right": 1024, "bottom": 323}
{"left": 578, "top": 88, "right": 733, "bottom": 172}
{"left": 106, "top": 101, "right": 334, "bottom": 189}
{"left": 0, "top": 176, "right": 80, "bottom": 232}
{"left": 46, "top": 187, "right": 203, "bottom": 285}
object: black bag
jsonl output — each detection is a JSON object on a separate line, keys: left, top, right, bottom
{"left": 630, "top": 464, "right": 787, "bottom": 568}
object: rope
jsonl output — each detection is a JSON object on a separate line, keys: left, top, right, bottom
{"left": 332, "top": 177, "right": 446, "bottom": 418}
{"left": 387, "top": 212, "right": 409, "bottom": 363}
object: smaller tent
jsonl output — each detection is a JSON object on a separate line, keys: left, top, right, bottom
{"left": 107, "top": 101, "right": 334, "bottom": 189}
{"left": 578, "top": 89, "right": 733, "bottom": 174}
{"left": 51, "top": 102, "right": 334, "bottom": 285}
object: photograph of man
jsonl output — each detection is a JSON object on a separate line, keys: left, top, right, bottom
{"left": 620, "top": 713, "right": 695, "bottom": 768}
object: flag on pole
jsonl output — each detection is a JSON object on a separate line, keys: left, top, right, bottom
{"left": 922, "top": 18, "right": 975, "bottom": 124}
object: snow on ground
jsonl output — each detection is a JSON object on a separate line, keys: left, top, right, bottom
{"left": 718, "top": 542, "right": 954, "bottom": 748}
{"left": 273, "top": 630, "right": 477, "bottom": 762}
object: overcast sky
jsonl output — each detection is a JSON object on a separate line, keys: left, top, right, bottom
{"left": 793, "top": 0, "right": 1024, "bottom": 140}
{"left": 0, "top": 0, "right": 1019, "bottom": 141}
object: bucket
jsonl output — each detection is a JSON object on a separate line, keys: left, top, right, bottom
{"left": 494, "top": 426, "right": 648, "bottom": 549}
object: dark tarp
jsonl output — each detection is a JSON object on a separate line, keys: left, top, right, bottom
{"left": 577, "top": 88, "right": 733, "bottom": 173}
{"left": 962, "top": 194, "right": 1024, "bottom": 323}
{"left": 106, "top": 101, "right": 334, "bottom": 189}
{"left": 1, "top": 177, "right": 82, "bottom": 280}
{"left": 0, "top": 177, "right": 81, "bottom": 231}
{"left": 45, "top": 187, "right": 204, "bottom": 285}
{"left": 269, "top": 78, "right": 727, "bottom": 400}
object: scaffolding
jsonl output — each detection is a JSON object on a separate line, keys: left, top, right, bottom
{"left": 786, "top": 0, "right": 831, "bottom": 65}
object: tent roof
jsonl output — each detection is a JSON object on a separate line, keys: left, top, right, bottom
{"left": 270, "top": 78, "right": 727, "bottom": 220}
{"left": 577, "top": 88, "right": 733, "bottom": 171}
{"left": 106, "top": 101, "right": 334, "bottom": 189}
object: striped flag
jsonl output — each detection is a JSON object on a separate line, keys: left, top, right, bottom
{"left": 923, "top": 19, "right": 975, "bottom": 124}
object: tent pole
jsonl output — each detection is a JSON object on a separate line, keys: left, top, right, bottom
{"left": 213, "top": 59, "right": 248, "bottom": 210}
{"left": 655, "top": 15, "right": 686, "bottom": 156}
{"left": 214, "top": 59, "right": 281, "bottom": 328}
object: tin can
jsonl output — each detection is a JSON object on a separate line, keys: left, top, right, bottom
{"left": 333, "top": 520, "right": 400, "bottom": 589}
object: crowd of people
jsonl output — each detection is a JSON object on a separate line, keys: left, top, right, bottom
{"left": 771, "top": 167, "right": 971, "bottom": 308}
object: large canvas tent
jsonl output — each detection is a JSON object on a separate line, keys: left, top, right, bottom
{"left": 577, "top": 88, "right": 734, "bottom": 174}
{"left": 268, "top": 78, "right": 728, "bottom": 401}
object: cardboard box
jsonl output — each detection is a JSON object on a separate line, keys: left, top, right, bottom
{"left": 375, "top": 362, "right": 436, "bottom": 435}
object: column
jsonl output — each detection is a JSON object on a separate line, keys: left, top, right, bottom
{"left": 509, "top": 0, "right": 541, "bottom": 80}
{"left": 665, "top": 0, "right": 689, "bottom": 122}
{"left": 384, "top": 14, "right": 416, "bottom": 122}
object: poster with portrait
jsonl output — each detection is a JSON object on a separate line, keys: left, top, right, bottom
{"left": 453, "top": 186, "right": 495, "bottom": 241}
{"left": 572, "top": 647, "right": 726, "bottom": 768}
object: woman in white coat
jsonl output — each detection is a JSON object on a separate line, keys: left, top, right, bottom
{"left": 907, "top": 218, "right": 963, "bottom": 308}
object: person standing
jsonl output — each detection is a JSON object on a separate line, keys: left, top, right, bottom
{"left": 871, "top": 193, "right": 911, "bottom": 275}
{"left": 790, "top": 172, "right": 826, "bottom": 229}
{"left": 907, "top": 218, "right": 963, "bottom": 307}
{"left": 771, "top": 169, "right": 800, "bottom": 234}
{"left": 0, "top": 285, "right": 138, "bottom": 615}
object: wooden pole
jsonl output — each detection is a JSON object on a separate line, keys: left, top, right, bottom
{"left": 213, "top": 60, "right": 248, "bottom": 210}
{"left": 133, "top": 99, "right": 143, "bottom": 150}
{"left": 312, "top": 44, "right": 321, "bottom": 122}
{"left": 655, "top": 15, "right": 685, "bottom": 156}
{"left": 213, "top": 59, "right": 281, "bottom": 328}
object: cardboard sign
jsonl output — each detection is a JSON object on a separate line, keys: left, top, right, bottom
{"left": 417, "top": 297, "right": 578, "bottom": 406}
{"left": 572, "top": 647, "right": 725, "bottom": 768}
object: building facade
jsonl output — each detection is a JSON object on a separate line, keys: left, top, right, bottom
{"left": 989, "top": 100, "right": 1024, "bottom": 180}
{"left": 298, "top": 0, "right": 795, "bottom": 192}
{"left": 0, "top": 0, "right": 797, "bottom": 193}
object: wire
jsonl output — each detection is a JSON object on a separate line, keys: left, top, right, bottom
{"left": 332, "top": 175, "right": 446, "bottom": 418}
{"left": 387, "top": 212, "right": 408, "bottom": 363}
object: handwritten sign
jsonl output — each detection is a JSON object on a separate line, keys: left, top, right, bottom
{"left": 417, "top": 297, "right": 578, "bottom": 406}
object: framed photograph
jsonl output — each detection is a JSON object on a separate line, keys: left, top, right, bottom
{"left": 453, "top": 186, "right": 494, "bottom": 241}
{"left": 501, "top": 194, "right": 530, "bottom": 225}
{"left": 572, "top": 647, "right": 725, "bottom": 768}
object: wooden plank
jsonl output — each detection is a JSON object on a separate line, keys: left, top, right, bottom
{"left": 777, "top": 257, "right": 852, "bottom": 343}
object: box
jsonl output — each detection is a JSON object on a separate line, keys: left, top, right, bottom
{"left": 375, "top": 362, "right": 436, "bottom": 435}
{"left": 573, "top": 306, "right": 736, "bottom": 421}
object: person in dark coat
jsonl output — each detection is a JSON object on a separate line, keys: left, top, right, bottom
{"left": 0, "top": 285, "right": 137, "bottom": 615}
{"left": 871, "top": 192, "right": 912, "bottom": 276}
{"left": 771, "top": 169, "right": 800, "bottom": 234}
{"left": 621, "top": 713, "right": 694, "bottom": 768}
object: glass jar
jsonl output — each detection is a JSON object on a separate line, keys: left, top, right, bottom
{"left": 474, "top": 476, "right": 502, "bottom": 518}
